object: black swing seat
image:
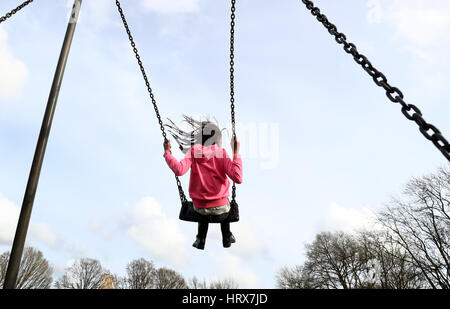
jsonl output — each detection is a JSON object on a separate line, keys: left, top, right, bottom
{"left": 179, "top": 200, "right": 239, "bottom": 223}
{"left": 115, "top": 1, "right": 243, "bottom": 224}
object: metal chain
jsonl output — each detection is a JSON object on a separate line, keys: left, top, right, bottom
{"left": 230, "top": 0, "right": 237, "bottom": 138}
{"left": 300, "top": 0, "right": 450, "bottom": 162}
{"left": 0, "top": 0, "right": 34, "bottom": 24}
{"left": 115, "top": 1, "right": 166, "bottom": 140}
{"left": 115, "top": 0, "right": 187, "bottom": 202}
{"left": 229, "top": 0, "right": 237, "bottom": 201}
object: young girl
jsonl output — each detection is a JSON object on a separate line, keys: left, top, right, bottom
{"left": 163, "top": 116, "right": 243, "bottom": 250}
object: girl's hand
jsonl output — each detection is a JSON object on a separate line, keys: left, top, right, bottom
{"left": 231, "top": 136, "right": 240, "bottom": 155}
{"left": 164, "top": 139, "right": 171, "bottom": 151}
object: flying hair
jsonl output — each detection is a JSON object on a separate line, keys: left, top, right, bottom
{"left": 165, "top": 115, "right": 225, "bottom": 154}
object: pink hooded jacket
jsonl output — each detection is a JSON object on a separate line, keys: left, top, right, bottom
{"left": 163, "top": 144, "right": 243, "bottom": 208}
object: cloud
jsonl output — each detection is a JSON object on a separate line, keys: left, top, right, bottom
{"left": 365, "top": 0, "right": 450, "bottom": 93}
{"left": 0, "top": 27, "right": 28, "bottom": 100}
{"left": 67, "top": 0, "right": 117, "bottom": 28}
{"left": 0, "top": 194, "right": 20, "bottom": 245}
{"left": 229, "top": 223, "right": 267, "bottom": 257}
{"left": 125, "top": 197, "right": 190, "bottom": 267}
{"left": 0, "top": 193, "right": 57, "bottom": 247}
{"left": 368, "top": 0, "right": 450, "bottom": 46}
{"left": 204, "top": 221, "right": 267, "bottom": 258}
{"left": 366, "top": 0, "right": 382, "bottom": 24}
{"left": 140, "top": 0, "right": 200, "bottom": 14}
{"left": 85, "top": 0, "right": 115, "bottom": 27}
{"left": 89, "top": 219, "right": 113, "bottom": 239}
{"left": 29, "top": 223, "right": 58, "bottom": 247}
{"left": 209, "top": 252, "right": 262, "bottom": 288}
{"left": 366, "top": 0, "right": 450, "bottom": 48}
{"left": 323, "top": 202, "right": 379, "bottom": 233}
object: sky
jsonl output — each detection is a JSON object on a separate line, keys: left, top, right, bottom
{"left": 1, "top": 0, "right": 449, "bottom": 288}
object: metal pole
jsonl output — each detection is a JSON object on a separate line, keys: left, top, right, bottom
{"left": 3, "top": 0, "right": 82, "bottom": 289}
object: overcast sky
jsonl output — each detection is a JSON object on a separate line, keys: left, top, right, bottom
{"left": 1, "top": 0, "right": 449, "bottom": 288}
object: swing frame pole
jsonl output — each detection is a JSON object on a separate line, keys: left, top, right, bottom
{"left": 3, "top": 0, "right": 82, "bottom": 289}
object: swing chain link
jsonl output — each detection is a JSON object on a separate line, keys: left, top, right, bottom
{"left": 115, "top": 1, "right": 166, "bottom": 140}
{"left": 230, "top": 0, "right": 236, "bottom": 138}
{"left": 0, "top": 0, "right": 34, "bottom": 24}
{"left": 230, "top": 0, "right": 237, "bottom": 202}
{"left": 301, "top": 0, "right": 450, "bottom": 162}
{"left": 115, "top": 0, "right": 187, "bottom": 202}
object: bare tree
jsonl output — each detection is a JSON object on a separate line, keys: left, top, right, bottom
{"left": 188, "top": 276, "right": 239, "bottom": 289}
{"left": 276, "top": 230, "right": 426, "bottom": 289}
{"left": 188, "top": 276, "right": 208, "bottom": 289}
{"left": 125, "top": 258, "right": 156, "bottom": 289}
{"left": 208, "top": 278, "right": 239, "bottom": 289}
{"left": 357, "top": 230, "right": 426, "bottom": 289}
{"left": 54, "top": 258, "right": 109, "bottom": 289}
{"left": 113, "top": 274, "right": 129, "bottom": 289}
{"left": 276, "top": 266, "right": 312, "bottom": 289}
{"left": 0, "top": 247, "right": 52, "bottom": 289}
{"left": 378, "top": 166, "right": 450, "bottom": 289}
{"left": 154, "top": 267, "right": 187, "bottom": 289}
{"left": 278, "top": 166, "right": 450, "bottom": 289}
{"left": 302, "top": 231, "right": 372, "bottom": 289}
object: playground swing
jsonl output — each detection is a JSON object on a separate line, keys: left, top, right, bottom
{"left": 115, "top": 0, "right": 240, "bottom": 224}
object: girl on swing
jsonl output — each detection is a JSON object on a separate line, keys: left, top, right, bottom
{"left": 163, "top": 116, "right": 243, "bottom": 250}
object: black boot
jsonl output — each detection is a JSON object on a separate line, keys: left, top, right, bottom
{"left": 221, "top": 222, "right": 235, "bottom": 248}
{"left": 222, "top": 233, "right": 236, "bottom": 248}
{"left": 193, "top": 237, "right": 206, "bottom": 250}
{"left": 193, "top": 222, "right": 208, "bottom": 250}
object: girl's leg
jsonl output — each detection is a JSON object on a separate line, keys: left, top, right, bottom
{"left": 220, "top": 222, "right": 231, "bottom": 239}
{"left": 221, "top": 222, "right": 236, "bottom": 248}
{"left": 193, "top": 222, "right": 208, "bottom": 250}
{"left": 197, "top": 222, "right": 209, "bottom": 239}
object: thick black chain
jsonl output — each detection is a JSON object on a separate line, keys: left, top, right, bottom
{"left": 301, "top": 0, "right": 450, "bottom": 162}
{"left": 0, "top": 0, "right": 34, "bottom": 24}
{"left": 230, "top": 0, "right": 237, "bottom": 201}
{"left": 115, "top": 0, "right": 187, "bottom": 202}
